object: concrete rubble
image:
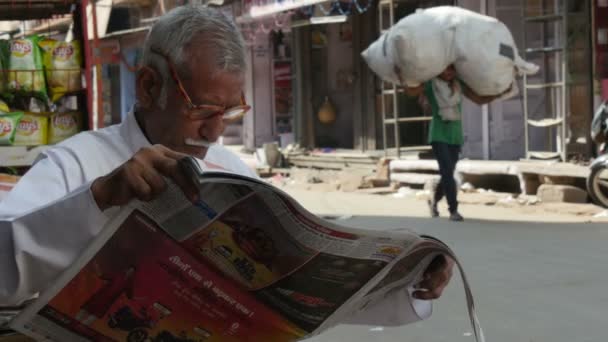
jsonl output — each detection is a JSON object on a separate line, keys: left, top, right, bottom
{"left": 227, "top": 144, "right": 607, "bottom": 217}
{"left": 262, "top": 164, "right": 593, "bottom": 208}
{"left": 389, "top": 159, "right": 589, "bottom": 195}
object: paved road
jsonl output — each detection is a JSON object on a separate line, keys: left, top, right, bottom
{"left": 288, "top": 192, "right": 608, "bottom": 342}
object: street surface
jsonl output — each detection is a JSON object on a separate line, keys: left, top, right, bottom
{"left": 283, "top": 189, "right": 608, "bottom": 342}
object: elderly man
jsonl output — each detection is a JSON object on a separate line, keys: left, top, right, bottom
{"left": 0, "top": 5, "right": 453, "bottom": 325}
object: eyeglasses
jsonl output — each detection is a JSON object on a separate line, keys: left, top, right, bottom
{"left": 150, "top": 47, "right": 251, "bottom": 122}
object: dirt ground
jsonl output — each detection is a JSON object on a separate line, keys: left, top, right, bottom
{"left": 263, "top": 167, "right": 608, "bottom": 223}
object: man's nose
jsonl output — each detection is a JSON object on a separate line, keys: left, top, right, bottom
{"left": 199, "top": 113, "right": 224, "bottom": 142}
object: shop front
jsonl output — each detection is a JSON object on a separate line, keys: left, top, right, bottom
{"left": 233, "top": 0, "right": 377, "bottom": 153}
{"left": 234, "top": 0, "right": 599, "bottom": 162}
{"left": 290, "top": 3, "right": 377, "bottom": 151}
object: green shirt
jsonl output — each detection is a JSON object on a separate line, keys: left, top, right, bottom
{"left": 426, "top": 81, "right": 464, "bottom": 146}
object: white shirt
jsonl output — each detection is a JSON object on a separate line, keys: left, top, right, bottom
{"left": 0, "top": 111, "right": 256, "bottom": 305}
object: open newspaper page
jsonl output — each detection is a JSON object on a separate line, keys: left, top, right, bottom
{"left": 10, "top": 173, "right": 481, "bottom": 342}
{"left": 192, "top": 176, "right": 433, "bottom": 334}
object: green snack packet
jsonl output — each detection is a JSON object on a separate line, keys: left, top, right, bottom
{"left": 0, "top": 39, "right": 9, "bottom": 99}
{"left": 0, "top": 111, "right": 23, "bottom": 145}
{"left": 40, "top": 38, "right": 83, "bottom": 102}
{"left": 8, "top": 35, "right": 47, "bottom": 100}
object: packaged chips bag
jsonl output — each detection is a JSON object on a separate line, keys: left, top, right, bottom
{"left": 0, "top": 99, "right": 8, "bottom": 114}
{"left": 0, "top": 112, "right": 23, "bottom": 145}
{"left": 8, "top": 35, "right": 47, "bottom": 100}
{"left": 49, "top": 111, "right": 81, "bottom": 144}
{"left": 0, "top": 39, "right": 9, "bottom": 99}
{"left": 39, "top": 39, "right": 82, "bottom": 102}
{"left": 14, "top": 112, "right": 48, "bottom": 146}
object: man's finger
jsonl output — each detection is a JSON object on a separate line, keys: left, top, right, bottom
{"left": 413, "top": 287, "right": 443, "bottom": 300}
{"left": 141, "top": 168, "right": 167, "bottom": 199}
{"left": 416, "top": 272, "right": 447, "bottom": 292}
{"left": 130, "top": 174, "right": 155, "bottom": 202}
{"left": 151, "top": 145, "right": 198, "bottom": 201}
{"left": 424, "top": 255, "right": 447, "bottom": 275}
{"left": 152, "top": 156, "right": 199, "bottom": 202}
{"left": 413, "top": 261, "right": 454, "bottom": 301}
{"left": 140, "top": 167, "right": 167, "bottom": 195}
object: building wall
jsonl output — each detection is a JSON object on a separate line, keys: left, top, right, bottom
{"left": 291, "top": 17, "right": 371, "bottom": 150}
{"left": 313, "top": 23, "right": 355, "bottom": 148}
{"left": 457, "top": 0, "right": 487, "bottom": 159}
{"left": 488, "top": 0, "right": 528, "bottom": 160}
{"left": 457, "top": 0, "right": 565, "bottom": 160}
{"left": 243, "top": 32, "right": 275, "bottom": 150}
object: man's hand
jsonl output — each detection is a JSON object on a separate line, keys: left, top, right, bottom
{"left": 91, "top": 145, "right": 199, "bottom": 211}
{"left": 413, "top": 255, "right": 455, "bottom": 300}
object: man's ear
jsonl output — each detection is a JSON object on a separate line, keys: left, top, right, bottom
{"left": 136, "top": 66, "right": 162, "bottom": 109}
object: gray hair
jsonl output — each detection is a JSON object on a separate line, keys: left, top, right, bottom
{"left": 141, "top": 5, "right": 247, "bottom": 108}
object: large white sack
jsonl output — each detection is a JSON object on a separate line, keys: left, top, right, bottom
{"left": 431, "top": 6, "right": 539, "bottom": 95}
{"left": 361, "top": 6, "right": 539, "bottom": 96}
{"left": 361, "top": 8, "right": 458, "bottom": 87}
{"left": 360, "top": 31, "right": 402, "bottom": 85}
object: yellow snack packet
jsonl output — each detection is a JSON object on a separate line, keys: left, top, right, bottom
{"left": 0, "top": 99, "right": 8, "bottom": 114}
{"left": 39, "top": 39, "right": 82, "bottom": 102}
{"left": 49, "top": 111, "right": 82, "bottom": 144}
{"left": 14, "top": 112, "right": 48, "bottom": 146}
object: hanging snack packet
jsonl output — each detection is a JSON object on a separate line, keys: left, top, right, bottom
{"left": 0, "top": 112, "right": 23, "bottom": 145}
{"left": 8, "top": 35, "right": 47, "bottom": 100}
{"left": 14, "top": 112, "right": 48, "bottom": 146}
{"left": 0, "top": 39, "right": 9, "bottom": 99}
{"left": 49, "top": 111, "right": 81, "bottom": 144}
{"left": 39, "top": 39, "right": 82, "bottom": 102}
{"left": 0, "top": 99, "right": 8, "bottom": 114}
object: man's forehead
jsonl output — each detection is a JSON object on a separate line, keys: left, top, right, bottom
{"left": 186, "top": 69, "right": 244, "bottom": 104}
{"left": 183, "top": 41, "right": 242, "bottom": 75}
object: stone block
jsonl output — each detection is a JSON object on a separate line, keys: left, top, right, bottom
{"left": 337, "top": 173, "right": 369, "bottom": 192}
{"left": 374, "top": 157, "right": 392, "bottom": 182}
{"left": 539, "top": 175, "right": 577, "bottom": 186}
{"left": 537, "top": 184, "right": 588, "bottom": 204}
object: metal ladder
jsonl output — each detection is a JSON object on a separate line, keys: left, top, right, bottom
{"left": 522, "top": 0, "right": 568, "bottom": 161}
{"left": 378, "top": 0, "right": 432, "bottom": 158}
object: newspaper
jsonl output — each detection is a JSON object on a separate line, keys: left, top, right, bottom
{"left": 9, "top": 158, "right": 485, "bottom": 342}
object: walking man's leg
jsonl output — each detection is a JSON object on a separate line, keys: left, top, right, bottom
{"left": 446, "top": 144, "right": 463, "bottom": 221}
{"left": 430, "top": 142, "right": 452, "bottom": 217}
